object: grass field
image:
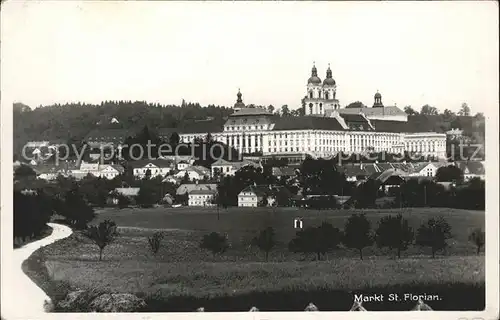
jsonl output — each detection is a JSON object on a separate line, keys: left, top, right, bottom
{"left": 24, "top": 207, "right": 485, "bottom": 311}
{"left": 92, "top": 206, "right": 485, "bottom": 257}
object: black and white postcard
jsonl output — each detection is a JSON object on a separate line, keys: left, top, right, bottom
{"left": 1, "top": 1, "right": 498, "bottom": 320}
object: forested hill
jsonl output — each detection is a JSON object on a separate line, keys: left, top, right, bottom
{"left": 13, "top": 101, "right": 485, "bottom": 158}
{"left": 13, "top": 101, "right": 233, "bottom": 153}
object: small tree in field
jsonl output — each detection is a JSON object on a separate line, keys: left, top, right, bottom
{"left": 83, "top": 220, "right": 118, "bottom": 261}
{"left": 342, "top": 214, "right": 373, "bottom": 260}
{"left": 200, "top": 232, "right": 229, "bottom": 257}
{"left": 468, "top": 228, "right": 485, "bottom": 255}
{"left": 148, "top": 231, "right": 165, "bottom": 256}
{"left": 375, "top": 214, "right": 414, "bottom": 258}
{"left": 415, "top": 216, "right": 452, "bottom": 258}
{"left": 252, "top": 227, "right": 276, "bottom": 261}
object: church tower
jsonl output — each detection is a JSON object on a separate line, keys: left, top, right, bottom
{"left": 321, "top": 64, "right": 340, "bottom": 113}
{"left": 304, "top": 63, "right": 340, "bottom": 116}
{"left": 372, "top": 90, "right": 384, "bottom": 108}
{"left": 233, "top": 88, "right": 245, "bottom": 111}
{"left": 304, "top": 63, "right": 323, "bottom": 116}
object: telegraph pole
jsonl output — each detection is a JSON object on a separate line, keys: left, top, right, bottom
{"left": 424, "top": 185, "right": 427, "bottom": 207}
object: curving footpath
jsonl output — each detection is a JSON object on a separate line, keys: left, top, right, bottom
{"left": 2, "top": 223, "right": 72, "bottom": 320}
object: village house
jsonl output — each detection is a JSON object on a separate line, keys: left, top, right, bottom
{"left": 32, "top": 162, "right": 77, "bottom": 181}
{"left": 97, "top": 164, "right": 125, "bottom": 179}
{"left": 162, "top": 175, "right": 182, "bottom": 184}
{"left": 109, "top": 187, "right": 140, "bottom": 205}
{"left": 79, "top": 162, "right": 101, "bottom": 175}
{"left": 237, "top": 185, "right": 290, "bottom": 207}
{"left": 174, "top": 165, "right": 211, "bottom": 181}
{"left": 238, "top": 186, "right": 266, "bottom": 207}
{"left": 188, "top": 189, "right": 217, "bottom": 207}
{"left": 211, "top": 159, "right": 261, "bottom": 177}
{"left": 454, "top": 161, "right": 485, "bottom": 181}
{"left": 129, "top": 159, "right": 174, "bottom": 179}
{"left": 271, "top": 166, "right": 299, "bottom": 179}
{"left": 177, "top": 160, "right": 190, "bottom": 171}
{"left": 33, "top": 166, "right": 63, "bottom": 181}
{"left": 408, "top": 162, "right": 449, "bottom": 177}
{"left": 369, "top": 169, "right": 406, "bottom": 193}
{"left": 176, "top": 183, "right": 217, "bottom": 196}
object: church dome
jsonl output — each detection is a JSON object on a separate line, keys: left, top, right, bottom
{"left": 374, "top": 92, "right": 382, "bottom": 99}
{"left": 323, "top": 77, "right": 336, "bottom": 86}
{"left": 323, "top": 64, "right": 336, "bottom": 86}
{"left": 308, "top": 76, "right": 322, "bottom": 85}
{"left": 307, "top": 64, "right": 322, "bottom": 85}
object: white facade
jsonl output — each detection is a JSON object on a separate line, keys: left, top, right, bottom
{"left": 238, "top": 191, "right": 262, "bottom": 207}
{"left": 211, "top": 159, "right": 261, "bottom": 177}
{"left": 177, "top": 162, "right": 190, "bottom": 170}
{"left": 188, "top": 191, "right": 216, "bottom": 206}
{"left": 173, "top": 66, "right": 447, "bottom": 159}
{"left": 97, "top": 165, "right": 122, "bottom": 179}
{"left": 174, "top": 166, "right": 210, "bottom": 181}
{"left": 409, "top": 163, "right": 446, "bottom": 177}
{"left": 404, "top": 133, "right": 447, "bottom": 157}
{"left": 133, "top": 163, "right": 172, "bottom": 179}
{"left": 179, "top": 128, "right": 446, "bottom": 159}
{"left": 304, "top": 64, "right": 340, "bottom": 116}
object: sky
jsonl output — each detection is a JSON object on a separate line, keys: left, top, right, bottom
{"left": 1, "top": 1, "right": 499, "bottom": 114}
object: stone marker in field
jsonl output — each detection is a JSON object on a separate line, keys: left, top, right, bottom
{"left": 294, "top": 217, "right": 303, "bottom": 229}
{"left": 304, "top": 302, "right": 318, "bottom": 311}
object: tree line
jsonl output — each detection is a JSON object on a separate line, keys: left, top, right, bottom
{"left": 198, "top": 214, "right": 485, "bottom": 261}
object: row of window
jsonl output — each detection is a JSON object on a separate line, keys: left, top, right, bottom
{"left": 225, "top": 125, "right": 266, "bottom": 131}
{"left": 190, "top": 195, "right": 213, "bottom": 199}
{"left": 308, "top": 90, "right": 335, "bottom": 99}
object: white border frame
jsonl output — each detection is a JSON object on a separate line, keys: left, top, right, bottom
{"left": 1, "top": 1, "right": 498, "bottom": 320}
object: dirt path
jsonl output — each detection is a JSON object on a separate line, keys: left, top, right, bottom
{"left": 2, "top": 223, "right": 72, "bottom": 319}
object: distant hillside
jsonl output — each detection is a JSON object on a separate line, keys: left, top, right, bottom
{"left": 13, "top": 101, "right": 485, "bottom": 158}
{"left": 13, "top": 101, "right": 233, "bottom": 155}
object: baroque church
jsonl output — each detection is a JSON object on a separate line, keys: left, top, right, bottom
{"left": 86, "top": 64, "right": 447, "bottom": 159}
{"left": 173, "top": 63, "right": 447, "bottom": 159}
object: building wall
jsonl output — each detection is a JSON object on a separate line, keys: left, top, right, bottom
{"left": 133, "top": 167, "right": 171, "bottom": 178}
{"left": 404, "top": 133, "right": 447, "bottom": 158}
{"left": 178, "top": 129, "right": 445, "bottom": 159}
{"left": 238, "top": 192, "right": 261, "bottom": 207}
{"left": 365, "top": 114, "right": 408, "bottom": 122}
{"left": 188, "top": 194, "right": 215, "bottom": 206}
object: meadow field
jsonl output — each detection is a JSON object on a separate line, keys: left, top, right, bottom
{"left": 24, "top": 207, "right": 485, "bottom": 311}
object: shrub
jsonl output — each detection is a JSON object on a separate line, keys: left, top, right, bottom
{"left": 83, "top": 220, "right": 118, "bottom": 261}
{"left": 200, "top": 232, "right": 229, "bottom": 257}
{"left": 148, "top": 232, "right": 165, "bottom": 256}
